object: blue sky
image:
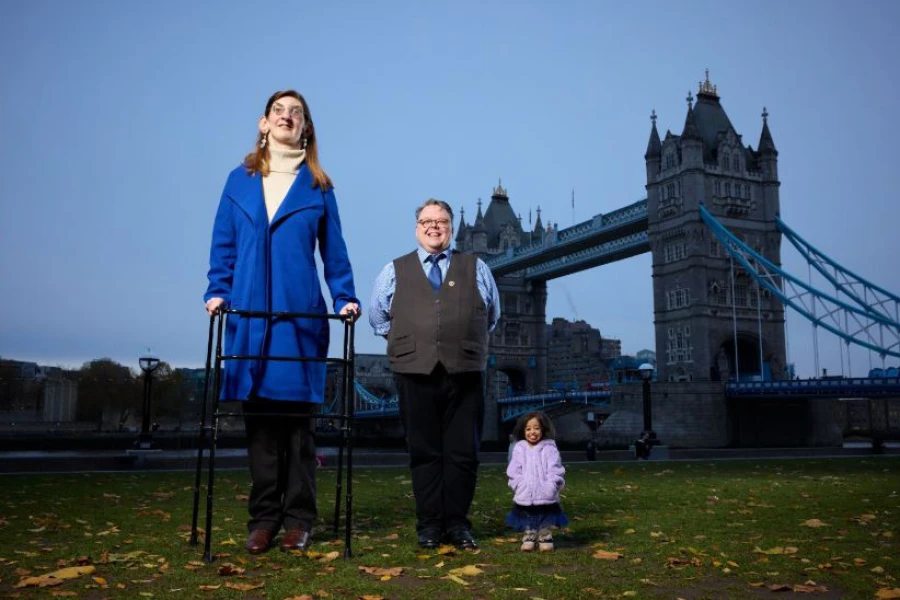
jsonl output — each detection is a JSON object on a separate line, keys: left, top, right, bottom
{"left": 2, "top": 0, "right": 898, "bottom": 377}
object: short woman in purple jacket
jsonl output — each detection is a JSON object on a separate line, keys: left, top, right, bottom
{"left": 505, "top": 411, "right": 569, "bottom": 552}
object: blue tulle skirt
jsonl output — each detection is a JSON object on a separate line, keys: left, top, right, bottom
{"left": 505, "top": 502, "right": 569, "bottom": 531}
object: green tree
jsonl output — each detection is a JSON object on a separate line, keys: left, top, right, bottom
{"left": 76, "top": 358, "right": 139, "bottom": 426}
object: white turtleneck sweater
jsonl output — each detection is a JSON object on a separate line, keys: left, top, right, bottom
{"left": 263, "top": 148, "right": 306, "bottom": 222}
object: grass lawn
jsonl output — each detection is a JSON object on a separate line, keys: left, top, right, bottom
{"left": 0, "top": 457, "right": 897, "bottom": 599}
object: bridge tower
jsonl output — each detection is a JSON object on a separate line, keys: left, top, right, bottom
{"left": 456, "top": 181, "right": 548, "bottom": 440}
{"left": 646, "top": 72, "right": 787, "bottom": 384}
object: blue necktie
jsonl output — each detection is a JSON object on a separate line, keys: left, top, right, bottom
{"left": 426, "top": 253, "right": 445, "bottom": 292}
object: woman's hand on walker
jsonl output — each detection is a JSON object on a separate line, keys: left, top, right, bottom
{"left": 205, "top": 297, "right": 225, "bottom": 316}
{"left": 339, "top": 302, "right": 362, "bottom": 322}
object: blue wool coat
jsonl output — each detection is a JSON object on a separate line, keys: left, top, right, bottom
{"left": 204, "top": 163, "right": 358, "bottom": 403}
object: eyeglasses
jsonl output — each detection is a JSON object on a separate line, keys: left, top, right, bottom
{"left": 272, "top": 103, "right": 304, "bottom": 119}
{"left": 417, "top": 219, "right": 450, "bottom": 229}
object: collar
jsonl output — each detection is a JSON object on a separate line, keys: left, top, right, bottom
{"left": 416, "top": 246, "right": 454, "bottom": 266}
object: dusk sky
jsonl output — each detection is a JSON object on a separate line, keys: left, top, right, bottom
{"left": 2, "top": 0, "right": 898, "bottom": 378}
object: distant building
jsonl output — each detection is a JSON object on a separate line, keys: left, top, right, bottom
{"left": 635, "top": 349, "right": 657, "bottom": 365}
{"left": 545, "top": 318, "right": 618, "bottom": 390}
{"left": 0, "top": 359, "right": 77, "bottom": 421}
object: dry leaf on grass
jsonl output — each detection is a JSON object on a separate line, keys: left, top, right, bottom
{"left": 443, "top": 574, "right": 470, "bottom": 586}
{"left": 224, "top": 581, "right": 264, "bottom": 591}
{"left": 217, "top": 563, "right": 244, "bottom": 576}
{"left": 592, "top": 550, "right": 622, "bottom": 560}
{"left": 448, "top": 565, "right": 484, "bottom": 576}
{"left": 875, "top": 589, "right": 900, "bottom": 599}
{"left": 753, "top": 546, "right": 798, "bottom": 555}
{"left": 15, "top": 565, "right": 96, "bottom": 588}
{"left": 800, "top": 519, "right": 827, "bottom": 528}
{"left": 359, "top": 566, "right": 404, "bottom": 578}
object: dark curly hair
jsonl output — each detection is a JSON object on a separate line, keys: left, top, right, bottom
{"left": 512, "top": 411, "right": 556, "bottom": 442}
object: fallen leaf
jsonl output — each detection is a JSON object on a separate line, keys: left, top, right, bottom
{"left": 875, "top": 589, "right": 900, "bottom": 599}
{"left": 224, "top": 581, "right": 264, "bottom": 591}
{"left": 592, "top": 550, "right": 622, "bottom": 560}
{"left": 359, "top": 566, "right": 404, "bottom": 577}
{"left": 15, "top": 565, "right": 96, "bottom": 588}
{"left": 449, "top": 565, "right": 484, "bottom": 576}
{"left": 753, "top": 546, "right": 798, "bottom": 555}
{"left": 801, "top": 519, "right": 827, "bottom": 528}
{"left": 217, "top": 563, "right": 245, "bottom": 576}
{"left": 443, "top": 574, "right": 470, "bottom": 586}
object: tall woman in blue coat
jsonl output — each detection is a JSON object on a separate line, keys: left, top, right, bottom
{"left": 205, "top": 90, "right": 360, "bottom": 555}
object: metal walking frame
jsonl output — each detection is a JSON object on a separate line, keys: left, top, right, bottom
{"left": 188, "top": 308, "right": 357, "bottom": 562}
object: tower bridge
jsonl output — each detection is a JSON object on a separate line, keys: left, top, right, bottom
{"left": 344, "top": 73, "right": 900, "bottom": 448}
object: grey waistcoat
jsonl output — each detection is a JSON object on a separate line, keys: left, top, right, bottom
{"left": 387, "top": 250, "right": 489, "bottom": 374}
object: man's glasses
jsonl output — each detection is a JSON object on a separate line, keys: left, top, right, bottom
{"left": 417, "top": 219, "right": 450, "bottom": 229}
{"left": 272, "top": 103, "right": 303, "bottom": 118}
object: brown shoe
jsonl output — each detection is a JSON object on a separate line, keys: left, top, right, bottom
{"left": 280, "top": 528, "right": 311, "bottom": 552}
{"left": 245, "top": 529, "right": 274, "bottom": 555}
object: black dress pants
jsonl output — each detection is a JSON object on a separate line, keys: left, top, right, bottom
{"left": 395, "top": 364, "right": 485, "bottom": 534}
{"left": 242, "top": 399, "right": 317, "bottom": 533}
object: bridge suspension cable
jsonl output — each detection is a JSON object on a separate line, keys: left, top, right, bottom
{"left": 777, "top": 215, "right": 900, "bottom": 325}
{"left": 700, "top": 205, "right": 900, "bottom": 360}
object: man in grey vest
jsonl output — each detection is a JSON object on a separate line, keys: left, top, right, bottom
{"left": 369, "top": 198, "right": 500, "bottom": 549}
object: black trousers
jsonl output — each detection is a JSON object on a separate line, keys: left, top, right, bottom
{"left": 395, "top": 364, "right": 485, "bottom": 534}
{"left": 242, "top": 400, "right": 317, "bottom": 533}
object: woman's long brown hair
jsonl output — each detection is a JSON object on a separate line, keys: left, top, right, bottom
{"left": 243, "top": 90, "right": 333, "bottom": 190}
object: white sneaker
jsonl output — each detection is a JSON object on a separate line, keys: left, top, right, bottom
{"left": 520, "top": 529, "right": 537, "bottom": 552}
{"left": 537, "top": 528, "right": 554, "bottom": 552}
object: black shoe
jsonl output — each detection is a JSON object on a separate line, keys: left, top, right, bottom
{"left": 446, "top": 527, "right": 478, "bottom": 550}
{"left": 417, "top": 528, "right": 442, "bottom": 549}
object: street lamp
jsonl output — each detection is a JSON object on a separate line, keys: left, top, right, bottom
{"left": 135, "top": 355, "right": 161, "bottom": 450}
{"left": 635, "top": 363, "right": 659, "bottom": 458}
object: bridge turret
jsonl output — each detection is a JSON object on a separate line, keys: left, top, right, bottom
{"left": 471, "top": 197, "right": 488, "bottom": 253}
{"left": 645, "top": 110, "right": 662, "bottom": 182}
{"left": 758, "top": 107, "right": 779, "bottom": 183}
{"left": 455, "top": 205, "right": 469, "bottom": 250}
{"left": 680, "top": 93, "right": 704, "bottom": 171}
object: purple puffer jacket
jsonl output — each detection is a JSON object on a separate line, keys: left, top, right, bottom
{"left": 506, "top": 439, "right": 566, "bottom": 506}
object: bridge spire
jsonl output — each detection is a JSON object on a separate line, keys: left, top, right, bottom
{"left": 698, "top": 68, "right": 718, "bottom": 98}
{"left": 682, "top": 102, "right": 701, "bottom": 140}
{"left": 758, "top": 106, "right": 777, "bottom": 155}
{"left": 455, "top": 205, "right": 468, "bottom": 242}
{"left": 645, "top": 109, "right": 661, "bottom": 159}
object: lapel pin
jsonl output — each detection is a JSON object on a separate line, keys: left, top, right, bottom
{"left": 448, "top": 281, "right": 455, "bottom": 287}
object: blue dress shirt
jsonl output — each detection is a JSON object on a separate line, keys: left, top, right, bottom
{"left": 369, "top": 247, "right": 501, "bottom": 336}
